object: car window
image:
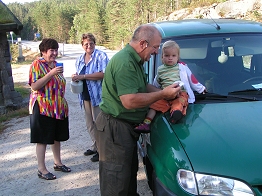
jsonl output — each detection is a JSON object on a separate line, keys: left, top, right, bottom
{"left": 144, "top": 33, "right": 262, "bottom": 99}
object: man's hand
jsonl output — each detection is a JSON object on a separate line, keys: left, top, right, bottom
{"left": 162, "top": 83, "right": 181, "bottom": 100}
{"left": 120, "top": 83, "right": 180, "bottom": 110}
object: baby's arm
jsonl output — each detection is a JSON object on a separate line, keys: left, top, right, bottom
{"left": 185, "top": 65, "right": 206, "bottom": 93}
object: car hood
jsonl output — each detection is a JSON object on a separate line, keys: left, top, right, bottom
{"left": 171, "top": 101, "right": 262, "bottom": 185}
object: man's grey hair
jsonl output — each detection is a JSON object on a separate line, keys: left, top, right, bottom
{"left": 131, "top": 24, "right": 162, "bottom": 42}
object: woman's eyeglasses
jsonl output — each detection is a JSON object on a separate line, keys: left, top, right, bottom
{"left": 83, "top": 43, "right": 95, "bottom": 47}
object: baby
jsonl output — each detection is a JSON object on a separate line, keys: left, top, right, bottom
{"left": 135, "top": 40, "right": 206, "bottom": 132}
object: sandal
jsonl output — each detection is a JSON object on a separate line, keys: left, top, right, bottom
{"left": 54, "top": 164, "right": 71, "bottom": 172}
{"left": 37, "top": 170, "right": 56, "bottom": 180}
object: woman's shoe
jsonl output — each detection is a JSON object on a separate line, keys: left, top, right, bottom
{"left": 84, "top": 149, "right": 96, "bottom": 156}
{"left": 37, "top": 170, "right": 56, "bottom": 180}
{"left": 54, "top": 164, "right": 71, "bottom": 172}
{"left": 90, "top": 152, "right": 99, "bottom": 162}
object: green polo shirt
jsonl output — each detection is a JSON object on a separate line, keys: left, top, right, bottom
{"left": 99, "top": 44, "right": 148, "bottom": 123}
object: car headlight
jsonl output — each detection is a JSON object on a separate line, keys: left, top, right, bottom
{"left": 177, "top": 169, "right": 254, "bottom": 195}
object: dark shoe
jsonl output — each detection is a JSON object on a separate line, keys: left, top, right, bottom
{"left": 134, "top": 123, "right": 150, "bottom": 133}
{"left": 84, "top": 149, "right": 96, "bottom": 156}
{"left": 54, "top": 164, "right": 71, "bottom": 172}
{"left": 90, "top": 152, "right": 99, "bottom": 162}
{"left": 37, "top": 170, "right": 56, "bottom": 180}
{"left": 170, "top": 110, "right": 183, "bottom": 124}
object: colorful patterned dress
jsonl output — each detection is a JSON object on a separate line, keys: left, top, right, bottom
{"left": 28, "top": 57, "right": 68, "bottom": 120}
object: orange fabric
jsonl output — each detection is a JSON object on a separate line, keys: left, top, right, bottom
{"left": 150, "top": 91, "right": 189, "bottom": 115}
{"left": 150, "top": 99, "right": 170, "bottom": 113}
{"left": 170, "top": 91, "right": 189, "bottom": 115}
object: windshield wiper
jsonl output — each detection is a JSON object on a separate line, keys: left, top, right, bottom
{"left": 196, "top": 93, "right": 260, "bottom": 101}
{"left": 228, "top": 89, "right": 262, "bottom": 101}
{"left": 228, "top": 94, "right": 259, "bottom": 101}
{"left": 228, "top": 88, "right": 262, "bottom": 94}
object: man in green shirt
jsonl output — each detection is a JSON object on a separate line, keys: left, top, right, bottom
{"left": 96, "top": 24, "right": 181, "bottom": 196}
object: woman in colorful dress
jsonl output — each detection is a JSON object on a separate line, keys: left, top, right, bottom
{"left": 29, "top": 38, "right": 70, "bottom": 180}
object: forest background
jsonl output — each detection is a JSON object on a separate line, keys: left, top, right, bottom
{"left": 5, "top": 0, "right": 260, "bottom": 50}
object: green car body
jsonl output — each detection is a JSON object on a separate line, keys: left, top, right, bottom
{"left": 139, "top": 19, "right": 262, "bottom": 196}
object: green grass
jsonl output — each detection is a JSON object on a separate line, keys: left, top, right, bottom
{"left": 0, "top": 83, "right": 30, "bottom": 133}
{"left": 0, "top": 60, "right": 31, "bottom": 133}
{"left": 0, "top": 107, "right": 28, "bottom": 133}
{"left": 14, "top": 82, "right": 30, "bottom": 98}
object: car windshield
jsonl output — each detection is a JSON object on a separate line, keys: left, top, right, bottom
{"left": 146, "top": 33, "right": 262, "bottom": 102}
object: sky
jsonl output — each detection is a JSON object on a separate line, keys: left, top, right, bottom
{"left": 2, "top": 0, "right": 39, "bottom": 4}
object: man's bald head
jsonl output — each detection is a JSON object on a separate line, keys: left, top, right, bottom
{"left": 131, "top": 24, "right": 162, "bottom": 43}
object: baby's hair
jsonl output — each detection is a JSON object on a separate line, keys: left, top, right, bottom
{"left": 162, "top": 40, "right": 180, "bottom": 55}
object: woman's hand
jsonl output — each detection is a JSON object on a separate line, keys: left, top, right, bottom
{"left": 51, "top": 66, "right": 63, "bottom": 76}
{"left": 71, "top": 73, "right": 84, "bottom": 82}
{"left": 31, "top": 67, "right": 64, "bottom": 91}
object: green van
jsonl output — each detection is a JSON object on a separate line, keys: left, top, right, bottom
{"left": 138, "top": 19, "right": 262, "bottom": 196}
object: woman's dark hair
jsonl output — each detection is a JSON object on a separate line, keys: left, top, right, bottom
{"left": 39, "top": 38, "right": 59, "bottom": 56}
{"left": 81, "top": 33, "right": 96, "bottom": 45}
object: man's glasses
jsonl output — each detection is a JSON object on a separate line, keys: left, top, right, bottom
{"left": 145, "top": 40, "right": 160, "bottom": 50}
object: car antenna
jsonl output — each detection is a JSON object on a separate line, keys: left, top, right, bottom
{"left": 205, "top": 10, "right": 221, "bottom": 30}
